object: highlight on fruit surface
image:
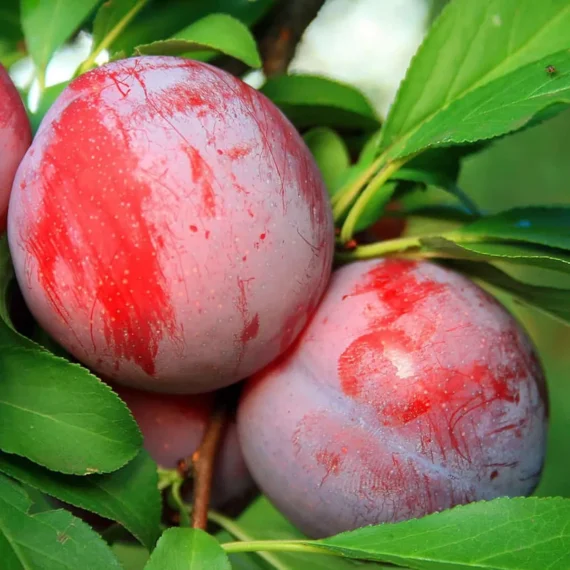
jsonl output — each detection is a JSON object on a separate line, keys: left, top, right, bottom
{"left": 238, "top": 258, "right": 548, "bottom": 538}
{"left": 0, "top": 64, "right": 31, "bottom": 232}
{"left": 8, "top": 56, "right": 334, "bottom": 394}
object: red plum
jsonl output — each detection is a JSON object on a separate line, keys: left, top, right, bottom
{"left": 8, "top": 56, "right": 333, "bottom": 393}
{"left": 238, "top": 258, "right": 548, "bottom": 537}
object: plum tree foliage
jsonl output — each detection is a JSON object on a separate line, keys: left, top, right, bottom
{"left": 0, "top": 1, "right": 569, "bottom": 569}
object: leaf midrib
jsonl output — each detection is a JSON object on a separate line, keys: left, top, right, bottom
{"left": 382, "top": 3, "right": 570, "bottom": 159}
{"left": 34, "top": 0, "right": 68, "bottom": 68}
{"left": 321, "top": 508, "right": 564, "bottom": 568}
{"left": 0, "top": 400, "right": 128, "bottom": 446}
{"left": 0, "top": 457, "right": 155, "bottom": 547}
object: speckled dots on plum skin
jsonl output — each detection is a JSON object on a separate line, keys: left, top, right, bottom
{"left": 7, "top": 56, "right": 334, "bottom": 393}
{"left": 237, "top": 258, "right": 547, "bottom": 538}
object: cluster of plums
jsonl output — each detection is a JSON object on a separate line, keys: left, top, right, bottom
{"left": 2, "top": 56, "right": 547, "bottom": 538}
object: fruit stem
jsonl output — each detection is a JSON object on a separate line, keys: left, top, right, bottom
{"left": 190, "top": 396, "right": 229, "bottom": 530}
{"left": 222, "top": 539, "right": 337, "bottom": 557}
{"left": 171, "top": 479, "right": 191, "bottom": 527}
{"left": 208, "top": 511, "right": 291, "bottom": 570}
{"left": 332, "top": 154, "right": 386, "bottom": 219}
{"left": 261, "top": 0, "right": 326, "bottom": 77}
{"left": 336, "top": 234, "right": 423, "bottom": 262}
{"left": 448, "top": 184, "right": 482, "bottom": 217}
{"left": 157, "top": 467, "right": 182, "bottom": 491}
{"left": 75, "top": 0, "right": 149, "bottom": 76}
{"left": 339, "top": 159, "right": 405, "bottom": 243}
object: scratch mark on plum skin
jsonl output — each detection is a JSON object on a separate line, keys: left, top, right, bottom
{"left": 316, "top": 449, "right": 343, "bottom": 487}
{"left": 240, "top": 313, "right": 260, "bottom": 344}
{"left": 131, "top": 68, "right": 220, "bottom": 219}
{"left": 234, "top": 277, "right": 257, "bottom": 367}
{"left": 186, "top": 146, "right": 216, "bottom": 218}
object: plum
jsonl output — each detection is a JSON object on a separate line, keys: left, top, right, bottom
{"left": 115, "top": 385, "right": 256, "bottom": 511}
{"left": 238, "top": 258, "right": 548, "bottom": 538}
{"left": 0, "top": 64, "right": 31, "bottom": 231}
{"left": 8, "top": 56, "right": 333, "bottom": 393}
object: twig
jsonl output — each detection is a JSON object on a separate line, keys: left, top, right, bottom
{"left": 260, "top": 0, "right": 326, "bottom": 77}
{"left": 208, "top": 510, "right": 291, "bottom": 570}
{"left": 189, "top": 397, "right": 229, "bottom": 530}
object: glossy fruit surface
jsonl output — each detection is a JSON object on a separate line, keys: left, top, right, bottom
{"left": 8, "top": 56, "right": 333, "bottom": 393}
{"left": 238, "top": 258, "right": 548, "bottom": 537}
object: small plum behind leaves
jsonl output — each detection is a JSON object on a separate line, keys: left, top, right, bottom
{"left": 238, "top": 258, "right": 548, "bottom": 538}
{"left": 116, "top": 386, "right": 256, "bottom": 511}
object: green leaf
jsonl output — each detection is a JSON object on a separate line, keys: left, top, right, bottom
{"left": 135, "top": 13, "right": 261, "bottom": 68}
{"left": 0, "top": 0, "right": 22, "bottom": 42}
{"left": 357, "top": 129, "right": 383, "bottom": 167}
{"left": 392, "top": 50, "right": 570, "bottom": 159}
{"left": 315, "top": 497, "right": 570, "bottom": 569}
{"left": 260, "top": 75, "right": 380, "bottom": 130}
{"left": 456, "top": 206, "right": 570, "bottom": 250}
{"left": 0, "top": 48, "right": 26, "bottom": 68}
{"left": 379, "top": 0, "right": 570, "bottom": 159}
{"left": 219, "top": 496, "right": 392, "bottom": 570}
{"left": 392, "top": 147, "right": 483, "bottom": 215}
{"left": 82, "top": 0, "right": 148, "bottom": 73}
{"left": 421, "top": 236, "right": 570, "bottom": 272}
{"left": 411, "top": 206, "right": 570, "bottom": 272}
{"left": 0, "top": 325, "right": 142, "bottom": 474}
{"left": 353, "top": 182, "right": 398, "bottom": 234}
{"left": 399, "top": 203, "right": 477, "bottom": 224}
{"left": 92, "top": 0, "right": 147, "bottom": 54}
{"left": 0, "top": 241, "right": 141, "bottom": 475}
{"left": 25, "top": 486, "right": 54, "bottom": 514}
{"left": 0, "top": 473, "right": 122, "bottom": 569}
{"left": 113, "top": 0, "right": 274, "bottom": 56}
{"left": 113, "top": 542, "right": 149, "bottom": 570}
{"left": 20, "top": 0, "right": 100, "bottom": 84}
{"left": 303, "top": 127, "right": 351, "bottom": 197}
{"left": 395, "top": 184, "right": 481, "bottom": 223}
{"left": 0, "top": 239, "right": 14, "bottom": 327}
{"left": 394, "top": 145, "right": 482, "bottom": 188}
{"left": 394, "top": 164, "right": 458, "bottom": 190}
{"left": 145, "top": 528, "right": 231, "bottom": 570}
{"left": 0, "top": 450, "right": 161, "bottom": 549}
{"left": 448, "top": 260, "right": 570, "bottom": 326}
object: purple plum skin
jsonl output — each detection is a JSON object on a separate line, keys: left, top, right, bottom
{"left": 238, "top": 258, "right": 548, "bottom": 538}
{"left": 8, "top": 56, "right": 333, "bottom": 394}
